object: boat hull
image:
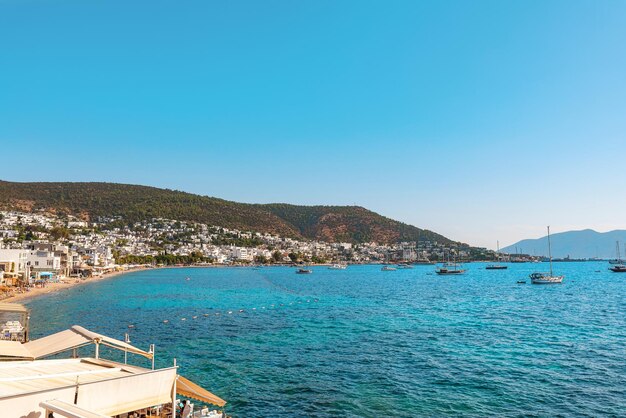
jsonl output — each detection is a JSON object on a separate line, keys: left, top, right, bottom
{"left": 530, "top": 274, "right": 564, "bottom": 284}
{"left": 436, "top": 269, "right": 466, "bottom": 275}
{"left": 328, "top": 265, "right": 347, "bottom": 270}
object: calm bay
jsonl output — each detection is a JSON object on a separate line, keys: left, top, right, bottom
{"left": 26, "top": 263, "right": 626, "bottom": 417}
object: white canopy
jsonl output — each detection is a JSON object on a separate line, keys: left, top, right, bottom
{"left": 0, "top": 325, "right": 152, "bottom": 360}
{"left": 0, "top": 358, "right": 179, "bottom": 418}
{"left": 177, "top": 375, "right": 227, "bottom": 407}
{"left": 0, "top": 303, "right": 29, "bottom": 314}
{"left": 39, "top": 399, "right": 111, "bottom": 418}
{"left": 0, "top": 340, "right": 33, "bottom": 359}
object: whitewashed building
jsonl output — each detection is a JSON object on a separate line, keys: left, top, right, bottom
{"left": 27, "top": 250, "right": 61, "bottom": 275}
{"left": 0, "top": 249, "right": 29, "bottom": 283}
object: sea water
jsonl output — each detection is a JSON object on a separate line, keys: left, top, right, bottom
{"left": 26, "top": 263, "right": 626, "bottom": 417}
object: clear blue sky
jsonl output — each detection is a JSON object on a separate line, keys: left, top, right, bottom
{"left": 1, "top": 0, "right": 625, "bottom": 248}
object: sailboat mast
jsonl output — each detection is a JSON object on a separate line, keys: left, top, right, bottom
{"left": 497, "top": 240, "right": 500, "bottom": 262}
{"left": 547, "top": 226, "right": 553, "bottom": 277}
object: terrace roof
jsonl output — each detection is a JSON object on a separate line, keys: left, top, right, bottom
{"left": 0, "top": 325, "right": 152, "bottom": 360}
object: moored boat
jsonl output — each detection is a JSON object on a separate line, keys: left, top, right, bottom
{"left": 529, "top": 226, "right": 563, "bottom": 284}
{"left": 485, "top": 265, "right": 507, "bottom": 270}
{"left": 486, "top": 240, "right": 508, "bottom": 270}
{"left": 608, "top": 242, "right": 626, "bottom": 272}
{"left": 435, "top": 265, "right": 466, "bottom": 275}
{"left": 296, "top": 268, "right": 312, "bottom": 274}
{"left": 381, "top": 265, "right": 397, "bottom": 271}
{"left": 436, "top": 254, "right": 465, "bottom": 275}
{"left": 328, "top": 263, "right": 347, "bottom": 270}
{"left": 530, "top": 272, "right": 564, "bottom": 284}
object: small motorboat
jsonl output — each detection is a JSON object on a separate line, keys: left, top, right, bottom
{"left": 296, "top": 268, "right": 312, "bottom": 274}
{"left": 485, "top": 264, "right": 508, "bottom": 270}
{"left": 396, "top": 263, "right": 414, "bottom": 269}
{"left": 381, "top": 265, "right": 397, "bottom": 271}
{"left": 328, "top": 263, "right": 347, "bottom": 270}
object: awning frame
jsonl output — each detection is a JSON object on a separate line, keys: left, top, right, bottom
{"left": 176, "top": 375, "right": 227, "bottom": 407}
{"left": 0, "top": 325, "right": 152, "bottom": 360}
{"left": 41, "top": 398, "right": 112, "bottom": 418}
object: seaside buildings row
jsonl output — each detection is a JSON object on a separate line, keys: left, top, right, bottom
{"left": 0, "top": 210, "right": 494, "bottom": 286}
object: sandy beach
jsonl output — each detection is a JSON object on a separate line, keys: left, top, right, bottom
{"left": 1, "top": 268, "right": 140, "bottom": 304}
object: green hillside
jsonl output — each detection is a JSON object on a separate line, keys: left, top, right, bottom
{"left": 0, "top": 181, "right": 454, "bottom": 244}
{"left": 258, "top": 203, "right": 452, "bottom": 244}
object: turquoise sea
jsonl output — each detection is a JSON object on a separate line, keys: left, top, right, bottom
{"left": 27, "top": 263, "right": 626, "bottom": 417}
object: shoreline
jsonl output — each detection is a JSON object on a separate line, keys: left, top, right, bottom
{"left": 1, "top": 268, "right": 145, "bottom": 304}
{"left": 0, "top": 259, "right": 597, "bottom": 305}
{"left": 0, "top": 263, "right": 316, "bottom": 304}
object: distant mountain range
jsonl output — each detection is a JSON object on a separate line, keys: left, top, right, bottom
{"left": 0, "top": 180, "right": 456, "bottom": 245}
{"left": 501, "top": 229, "right": 626, "bottom": 259}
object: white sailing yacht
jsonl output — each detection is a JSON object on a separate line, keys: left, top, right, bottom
{"left": 529, "top": 226, "right": 563, "bottom": 284}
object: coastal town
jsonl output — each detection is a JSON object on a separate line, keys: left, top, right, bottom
{"left": 0, "top": 209, "right": 506, "bottom": 297}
